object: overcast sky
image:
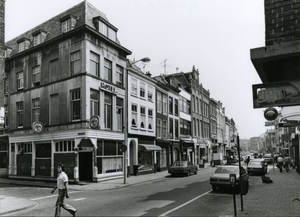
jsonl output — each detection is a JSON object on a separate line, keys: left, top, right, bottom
{"left": 5, "top": 0, "right": 270, "bottom": 139}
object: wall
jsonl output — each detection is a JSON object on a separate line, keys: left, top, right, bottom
{"left": 0, "top": 0, "right": 4, "bottom": 108}
{"left": 265, "top": 0, "right": 300, "bottom": 46}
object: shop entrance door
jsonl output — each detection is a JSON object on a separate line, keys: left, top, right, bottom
{"left": 79, "top": 152, "right": 93, "bottom": 182}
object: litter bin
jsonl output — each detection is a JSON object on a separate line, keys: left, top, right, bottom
{"left": 241, "top": 180, "right": 249, "bottom": 195}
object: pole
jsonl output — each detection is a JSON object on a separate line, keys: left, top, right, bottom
{"left": 123, "top": 150, "right": 126, "bottom": 184}
{"left": 237, "top": 134, "right": 244, "bottom": 211}
{"left": 233, "top": 186, "right": 237, "bottom": 217}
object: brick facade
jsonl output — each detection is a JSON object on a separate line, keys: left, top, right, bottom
{"left": 265, "top": 0, "right": 300, "bottom": 45}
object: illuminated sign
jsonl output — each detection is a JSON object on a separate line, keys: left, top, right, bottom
{"left": 99, "top": 81, "right": 116, "bottom": 94}
{"left": 264, "top": 107, "right": 278, "bottom": 121}
{"left": 252, "top": 81, "right": 300, "bottom": 108}
{"left": 90, "top": 116, "right": 100, "bottom": 129}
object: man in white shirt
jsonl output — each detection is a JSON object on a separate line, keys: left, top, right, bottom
{"left": 52, "top": 163, "right": 77, "bottom": 217}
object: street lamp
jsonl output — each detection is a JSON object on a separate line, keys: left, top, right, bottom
{"left": 124, "top": 57, "right": 151, "bottom": 184}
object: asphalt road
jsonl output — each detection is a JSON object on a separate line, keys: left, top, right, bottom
{"left": 2, "top": 166, "right": 261, "bottom": 216}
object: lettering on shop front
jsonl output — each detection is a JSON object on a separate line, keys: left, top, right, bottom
{"left": 99, "top": 81, "right": 116, "bottom": 94}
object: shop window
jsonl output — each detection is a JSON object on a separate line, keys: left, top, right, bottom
{"left": 55, "top": 140, "right": 74, "bottom": 152}
{"left": 18, "top": 143, "right": 32, "bottom": 154}
{"left": 138, "top": 151, "right": 153, "bottom": 172}
{"left": 36, "top": 143, "right": 51, "bottom": 158}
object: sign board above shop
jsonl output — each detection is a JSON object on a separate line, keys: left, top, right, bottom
{"left": 252, "top": 81, "right": 300, "bottom": 108}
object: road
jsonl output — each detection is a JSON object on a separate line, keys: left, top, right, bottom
{"left": 2, "top": 165, "right": 262, "bottom": 216}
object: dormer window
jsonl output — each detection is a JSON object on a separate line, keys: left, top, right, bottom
{"left": 60, "top": 14, "right": 77, "bottom": 34}
{"left": 93, "top": 16, "right": 117, "bottom": 42}
{"left": 5, "top": 47, "right": 12, "bottom": 58}
{"left": 32, "top": 30, "right": 47, "bottom": 46}
{"left": 17, "top": 38, "right": 30, "bottom": 52}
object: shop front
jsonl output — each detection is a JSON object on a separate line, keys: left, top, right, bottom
{"left": 180, "top": 137, "right": 195, "bottom": 165}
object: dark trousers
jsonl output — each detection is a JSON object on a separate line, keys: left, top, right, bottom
{"left": 54, "top": 189, "right": 76, "bottom": 217}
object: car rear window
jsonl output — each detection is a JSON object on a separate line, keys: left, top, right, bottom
{"left": 249, "top": 161, "right": 262, "bottom": 165}
{"left": 173, "top": 161, "right": 187, "bottom": 166}
{"left": 215, "top": 167, "right": 238, "bottom": 174}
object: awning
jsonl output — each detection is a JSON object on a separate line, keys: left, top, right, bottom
{"left": 180, "top": 138, "right": 194, "bottom": 144}
{"left": 139, "top": 144, "right": 162, "bottom": 151}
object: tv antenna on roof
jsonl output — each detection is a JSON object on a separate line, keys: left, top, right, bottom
{"left": 159, "top": 59, "right": 171, "bottom": 75}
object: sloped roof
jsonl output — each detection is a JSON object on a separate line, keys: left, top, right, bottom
{"left": 5, "top": 1, "right": 126, "bottom": 56}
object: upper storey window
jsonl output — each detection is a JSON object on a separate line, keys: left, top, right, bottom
{"left": 60, "top": 15, "right": 77, "bottom": 34}
{"left": 17, "top": 38, "right": 30, "bottom": 53}
{"left": 93, "top": 16, "right": 117, "bottom": 42}
{"left": 32, "top": 30, "right": 47, "bottom": 46}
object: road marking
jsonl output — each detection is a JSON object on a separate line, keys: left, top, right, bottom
{"left": 72, "top": 198, "right": 86, "bottom": 201}
{"left": 159, "top": 190, "right": 212, "bottom": 216}
{"left": 31, "top": 191, "right": 80, "bottom": 201}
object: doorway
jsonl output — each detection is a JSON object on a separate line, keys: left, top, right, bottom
{"left": 79, "top": 152, "right": 93, "bottom": 182}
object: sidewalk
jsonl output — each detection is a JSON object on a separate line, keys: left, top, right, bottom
{"left": 1, "top": 165, "right": 300, "bottom": 216}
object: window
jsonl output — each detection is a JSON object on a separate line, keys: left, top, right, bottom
{"left": 104, "top": 59, "right": 112, "bottom": 82}
{"left": 116, "top": 98, "right": 123, "bottom": 131}
{"left": 90, "top": 89, "right": 99, "bottom": 116}
{"left": 174, "top": 99, "right": 178, "bottom": 116}
{"left": 55, "top": 140, "right": 74, "bottom": 152}
{"left": 50, "top": 59, "right": 58, "bottom": 82}
{"left": 4, "top": 105, "right": 8, "bottom": 127}
{"left": 32, "top": 65, "right": 40, "bottom": 84}
{"left": 50, "top": 94, "right": 59, "bottom": 125}
{"left": 131, "top": 77, "right": 137, "bottom": 96}
{"left": 175, "top": 119, "right": 179, "bottom": 140}
{"left": 169, "top": 96, "right": 173, "bottom": 115}
{"left": 104, "top": 93, "right": 112, "bottom": 129}
{"left": 71, "top": 89, "right": 81, "bottom": 121}
{"left": 70, "top": 51, "right": 81, "bottom": 75}
{"left": 163, "top": 95, "right": 167, "bottom": 115}
{"left": 18, "top": 41, "right": 25, "bottom": 52}
{"left": 36, "top": 143, "right": 51, "bottom": 158}
{"left": 61, "top": 17, "right": 76, "bottom": 33}
{"left": 90, "top": 52, "right": 100, "bottom": 77}
{"left": 140, "top": 82, "right": 145, "bottom": 98}
{"left": 180, "top": 119, "right": 191, "bottom": 136}
{"left": 16, "top": 102, "right": 23, "bottom": 128}
{"left": 99, "top": 21, "right": 108, "bottom": 37}
{"left": 169, "top": 118, "right": 173, "bottom": 139}
{"left": 140, "top": 107, "right": 146, "bottom": 129}
{"left": 148, "top": 86, "right": 153, "bottom": 102}
{"left": 18, "top": 143, "right": 32, "bottom": 154}
{"left": 4, "top": 78, "right": 8, "bottom": 94}
{"left": 157, "top": 92, "right": 162, "bottom": 113}
{"left": 162, "top": 120, "right": 167, "bottom": 135}
{"left": 108, "top": 27, "right": 116, "bottom": 42}
{"left": 98, "top": 20, "right": 117, "bottom": 42}
{"left": 116, "top": 65, "right": 123, "bottom": 86}
{"left": 32, "top": 98, "right": 40, "bottom": 122}
{"left": 157, "top": 119, "right": 162, "bottom": 138}
{"left": 148, "top": 109, "right": 153, "bottom": 130}
{"left": 131, "top": 104, "right": 137, "bottom": 127}
{"left": 17, "top": 72, "right": 24, "bottom": 90}
{"left": 33, "top": 34, "right": 41, "bottom": 46}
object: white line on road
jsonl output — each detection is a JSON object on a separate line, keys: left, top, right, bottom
{"left": 72, "top": 198, "right": 86, "bottom": 201}
{"left": 159, "top": 190, "right": 212, "bottom": 216}
{"left": 31, "top": 191, "right": 81, "bottom": 201}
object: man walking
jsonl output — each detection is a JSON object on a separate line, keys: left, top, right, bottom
{"left": 52, "top": 163, "right": 77, "bottom": 217}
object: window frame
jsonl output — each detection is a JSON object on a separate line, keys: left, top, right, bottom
{"left": 70, "top": 89, "right": 81, "bottom": 121}
{"left": 104, "top": 59, "right": 112, "bottom": 82}
{"left": 90, "top": 51, "right": 100, "bottom": 77}
{"left": 17, "top": 71, "right": 24, "bottom": 90}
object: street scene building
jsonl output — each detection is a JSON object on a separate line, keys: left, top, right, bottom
{"left": 0, "top": 1, "right": 239, "bottom": 182}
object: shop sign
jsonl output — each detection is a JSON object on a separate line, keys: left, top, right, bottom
{"left": 253, "top": 81, "right": 300, "bottom": 108}
{"left": 264, "top": 107, "right": 278, "bottom": 121}
{"left": 161, "top": 133, "right": 172, "bottom": 140}
{"left": 99, "top": 81, "right": 116, "bottom": 94}
{"left": 90, "top": 116, "right": 100, "bottom": 129}
{"left": 32, "top": 121, "right": 44, "bottom": 134}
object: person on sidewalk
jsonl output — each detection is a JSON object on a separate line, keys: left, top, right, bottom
{"left": 277, "top": 154, "right": 284, "bottom": 172}
{"left": 51, "top": 163, "right": 77, "bottom": 217}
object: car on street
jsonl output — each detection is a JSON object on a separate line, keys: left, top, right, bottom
{"left": 210, "top": 165, "right": 249, "bottom": 191}
{"left": 168, "top": 161, "right": 198, "bottom": 176}
{"left": 263, "top": 153, "right": 272, "bottom": 164}
{"left": 247, "top": 158, "right": 267, "bottom": 175}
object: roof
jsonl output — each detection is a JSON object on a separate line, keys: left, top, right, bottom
{"left": 5, "top": 1, "right": 130, "bottom": 57}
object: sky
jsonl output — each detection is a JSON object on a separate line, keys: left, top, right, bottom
{"left": 5, "top": 0, "right": 271, "bottom": 139}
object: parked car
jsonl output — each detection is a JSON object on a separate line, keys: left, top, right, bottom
{"left": 168, "top": 161, "right": 198, "bottom": 176}
{"left": 247, "top": 158, "right": 267, "bottom": 175}
{"left": 263, "top": 153, "right": 272, "bottom": 164}
{"left": 210, "top": 165, "right": 249, "bottom": 191}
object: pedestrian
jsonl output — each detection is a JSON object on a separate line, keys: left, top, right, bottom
{"left": 246, "top": 156, "right": 250, "bottom": 166}
{"left": 51, "top": 163, "right": 77, "bottom": 217}
{"left": 277, "top": 154, "right": 284, "bottom": 172}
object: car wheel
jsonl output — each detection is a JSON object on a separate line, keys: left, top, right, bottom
{"left": 194, "top": 169, "right": 197, "bottom": 175}
{"left": 187, "top": 171, "right": 190, "bottom": 176}
{"left": 212, "top": 185, "right": 217, "bottom": 191}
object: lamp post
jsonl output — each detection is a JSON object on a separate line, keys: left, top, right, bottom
{"left": 124, "top": 57, "right": 151, "bottom": 184}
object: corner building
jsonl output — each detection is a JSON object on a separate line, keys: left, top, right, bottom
{"left": 4, "top": 1, "right": 131, "bottom": 182}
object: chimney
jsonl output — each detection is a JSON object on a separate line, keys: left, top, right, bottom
{"left": 146, "top": 71, "right": 152, "bottom": 77}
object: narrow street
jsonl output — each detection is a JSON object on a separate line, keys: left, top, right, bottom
{"left": 2, "top": 165, "right": 261, "bottom": 217}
